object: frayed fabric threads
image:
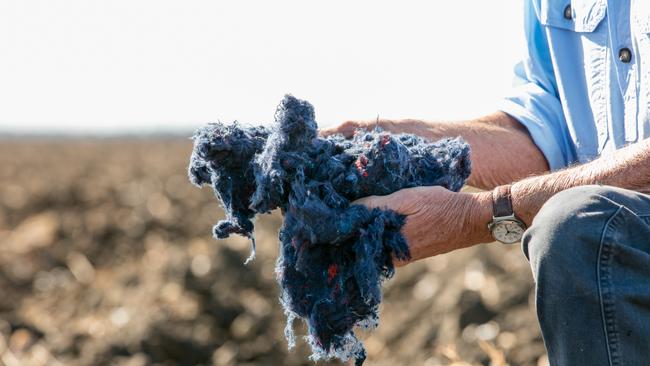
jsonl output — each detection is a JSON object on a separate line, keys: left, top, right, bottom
{"left": 188, "top": 95, "right": 471, "bottom": 365}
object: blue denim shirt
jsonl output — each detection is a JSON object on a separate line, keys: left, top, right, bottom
{"left": 499, "top": 0, "right": 650, "bottom": 171}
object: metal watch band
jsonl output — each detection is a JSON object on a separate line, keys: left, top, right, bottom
{"left": 492, "top": 184, "right": 514, "bottom": 218}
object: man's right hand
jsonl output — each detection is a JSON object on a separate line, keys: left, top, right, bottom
{"left": 320, "top": 118, "right": 432, "bottom": 138}
{"left": 320, "top": 113, "right": 549, "bottom": 190}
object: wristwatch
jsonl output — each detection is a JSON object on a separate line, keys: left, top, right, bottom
{"left": 488, "top": 185, "right": 527, "bottom": 244}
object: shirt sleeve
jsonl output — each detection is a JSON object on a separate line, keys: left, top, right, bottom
{"left": 498, "top": 0, "right": 575, "bottom": 171}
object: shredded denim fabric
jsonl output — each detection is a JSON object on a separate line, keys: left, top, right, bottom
{"left": 188, "top": 95, "right": 471, "bottom": 365}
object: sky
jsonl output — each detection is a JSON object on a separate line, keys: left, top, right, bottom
{"left": 0, "top": 0, "right": 525, "bottom": 135}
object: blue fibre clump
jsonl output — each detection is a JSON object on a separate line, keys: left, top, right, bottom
{"left": 188, "top": 95, "right": 471, "bottom": 365}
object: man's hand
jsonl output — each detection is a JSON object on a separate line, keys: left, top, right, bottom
{"left": 355, "top": 186, "right": 493, "bottom": 266}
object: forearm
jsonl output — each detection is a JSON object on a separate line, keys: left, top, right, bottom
{"left": 362, "top": 112, "right": 549, "bottom": 189}
{"left": 511, "top": 139, "right": 650, "bottom": 225}
{"left": 424, "top": 139, "right": 650, "bottom": 255}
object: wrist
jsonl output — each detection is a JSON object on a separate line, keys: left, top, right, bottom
{"left": 463, "top": 191, "right": 494, "bottom": 244}
{"left": 458, "top": 191, "right": 494, "bottom": 245}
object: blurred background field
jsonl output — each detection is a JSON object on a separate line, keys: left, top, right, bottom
{"left": 0, "top": 0, "right": 544, "bottom": 364}
{"left": 0, "top": 138, "right": 546, "bottom": 366}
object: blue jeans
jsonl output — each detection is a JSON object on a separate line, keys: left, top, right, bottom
{"left": 523, "top": 185, "right": 650, "bottom": 366}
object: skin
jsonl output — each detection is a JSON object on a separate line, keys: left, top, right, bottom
{"left": 321, "top": 114, "right": 650, "bottom": 265}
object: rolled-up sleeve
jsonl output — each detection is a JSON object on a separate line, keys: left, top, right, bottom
{"left": 498, "top": 0, "right": 575, "bottom": 171}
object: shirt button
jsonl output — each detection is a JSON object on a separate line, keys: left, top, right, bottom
{"left": 619, "top": 48, "right": 632, "bottom": 63}
{"left": 563, "top": 5, "right": 572, "bottom": 20}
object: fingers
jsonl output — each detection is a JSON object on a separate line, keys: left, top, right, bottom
{"left": 351, "top": 195, "right": 384, "bottom": 210}
{"left": 353, "top": 186, "right": 437, "bottom": 214}
{"left": 318, "top": 121, "right": 364, "bottom": 138}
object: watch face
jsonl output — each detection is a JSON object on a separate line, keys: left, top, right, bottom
{"left": 491, "top": 220, "right": 525, "bottom": 244}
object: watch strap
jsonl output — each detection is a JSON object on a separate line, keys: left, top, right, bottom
{"left": 492, "top": 184, "right": 514, "bottom": 218}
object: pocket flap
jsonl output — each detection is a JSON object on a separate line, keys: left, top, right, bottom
{"left": 540, "top": 0, "right": 607, "bottom": 33}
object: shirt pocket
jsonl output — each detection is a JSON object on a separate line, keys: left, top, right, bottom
{"left": 540, "top": 0, "right": 607, "bottom": 32}
{"left": 539, "top": 0, "right": 610, "bottom": 156}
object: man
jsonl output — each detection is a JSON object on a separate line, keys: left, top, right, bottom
{"left": 323, "top": 1, "right": 650, "bottom": 365}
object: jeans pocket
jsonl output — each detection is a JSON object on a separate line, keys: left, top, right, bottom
{"left": 598, "top": 207, "right": 650, "bottom": 366}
